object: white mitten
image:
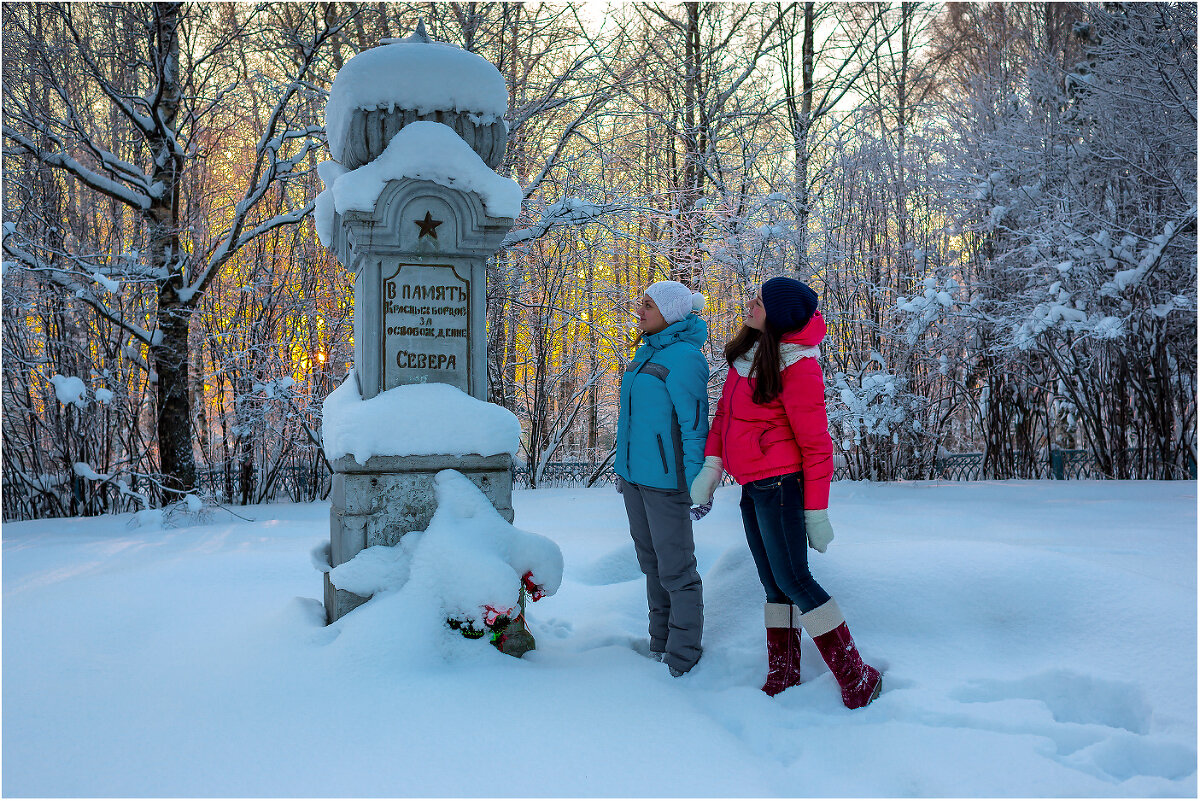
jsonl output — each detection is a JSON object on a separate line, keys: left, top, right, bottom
{"left": 804, "top": 509, "right": 835, "bottom": 553}
{"left": 689, "top": 456, "right": 723, "bottom": 505}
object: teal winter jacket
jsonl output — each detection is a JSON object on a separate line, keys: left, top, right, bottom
{"left": 615, "top": 314, "right": 710, "bottom": 492}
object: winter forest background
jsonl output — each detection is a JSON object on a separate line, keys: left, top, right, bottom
{"left": 2, "top": 2, "right": 1196, "bottom": 521}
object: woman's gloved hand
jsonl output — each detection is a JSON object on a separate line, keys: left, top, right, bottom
{"left": 804, "top": 509, "right": 835, "bottom": 552}
{"left": 689, "top": 456, "right": 723, "bottom": 505}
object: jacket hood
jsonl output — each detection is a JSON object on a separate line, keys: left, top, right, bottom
{"left": 781, "top": 310, "right": 826, "bottom": 348}
{"left": 643, "top": 313, "right": 708, "bottom": 350}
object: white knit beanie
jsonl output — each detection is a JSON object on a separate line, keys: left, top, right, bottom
{"left": 645, "top": 280, "right": 706, "bottom": 325}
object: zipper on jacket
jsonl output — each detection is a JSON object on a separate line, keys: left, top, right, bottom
{"left": 694, "top": 398, "right": 701, "bottom": 430}
{"left": 723, "top": 370, "right": 738, "bottom": 452}
{"left": 671, "top": 412, "right": 686, "bottom": 492}
{"left": 656, "top": 434, "right": 669, "bottom": 473}
{"left": 625, "top": 373, "right": 634, "bottom": 475}
{"left": 625, "top": 355, "right": 648, "bottom": 477}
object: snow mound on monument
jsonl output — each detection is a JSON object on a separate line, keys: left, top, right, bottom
{"left": 321, "top": 372, "right": 520, "bottom": 462}
{"left": 327, "top": 469, "right": 562, "bottom": 634}
{"left": 329, "top": 121, "right": 522, "bottom": 220}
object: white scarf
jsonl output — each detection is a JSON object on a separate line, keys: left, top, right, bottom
{"left": 732, "top": 341, "right": 821, "bottom": 377}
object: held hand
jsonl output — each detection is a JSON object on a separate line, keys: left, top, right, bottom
{"left": 804, "top": 509, "right": 835, "bottom": 553}
{"left": 689, "top": 456, "right": 723, "bottom": 505}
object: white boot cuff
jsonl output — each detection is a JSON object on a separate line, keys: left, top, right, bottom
{"left": 797, "top": 598, "right": 845, "bottom": 638}
{"left": 764, "top": 602, "right": 795, "bottom": 628}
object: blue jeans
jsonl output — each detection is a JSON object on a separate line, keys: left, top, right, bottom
{"left": 739, "top": 471, "right": 831, "bottom": 614}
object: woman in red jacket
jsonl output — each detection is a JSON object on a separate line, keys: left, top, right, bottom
{"left": 690, "top": 277, "right": 882, "bottom": 708}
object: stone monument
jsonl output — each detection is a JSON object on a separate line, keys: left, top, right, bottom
{"left": 317, "top": 23, "right": 522, "bottom": 623}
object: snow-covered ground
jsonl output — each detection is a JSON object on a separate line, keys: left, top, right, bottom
{"left": 4, "top": 480, "right": 1196, "bottom": 797}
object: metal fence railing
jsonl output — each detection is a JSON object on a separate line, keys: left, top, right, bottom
{"left": 5, "top": 448, "right": 1192, "bottom": 522}
{"left": 193, "top": 464, "right": 331, "bottom": 504}
{"left": 931, "top": 448, "right": 1195, "bottom": 482}
{"left": 514, "top": 449, "right": 1195, "bottom": 490}
{"left": 159, "top": 447, "right": 1200, "bottom": 499}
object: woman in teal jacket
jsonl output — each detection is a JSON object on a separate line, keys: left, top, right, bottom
{"left": 615, "top": 280, "right": 710, "bottom": 676}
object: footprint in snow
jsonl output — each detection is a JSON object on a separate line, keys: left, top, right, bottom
{"left": 953, "top": 669, "right": 1151, "bottom": 733}
{"left": 573, "top": 544, "right": 642, "bottom": 586}
{"left": 532, "top": 617, "right": 573, "bottom": 639}
{"left": 952, "top": 669, "right": 1194, "bottom": 784}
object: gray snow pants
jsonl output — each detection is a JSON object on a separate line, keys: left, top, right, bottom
{"left": 619, "top": 477, "right": 704, "bottom": 674}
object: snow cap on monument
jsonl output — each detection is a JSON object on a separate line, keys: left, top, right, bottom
{"left": 324, "top": 20, "right": 509, "bottom": 165}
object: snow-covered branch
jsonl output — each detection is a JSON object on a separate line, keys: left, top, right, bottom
{"left": 3, "top": 125, "right": 154, "bottom": 211}
{"left": 502, "top": 198, "right": 624, "bottom": 249}
{"left": 1, "top": 239, "right": 160, "bottom": 348}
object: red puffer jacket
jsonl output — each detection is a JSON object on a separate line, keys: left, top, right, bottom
{"left": 704, "top": 311, "right": 834, "bottom": 510}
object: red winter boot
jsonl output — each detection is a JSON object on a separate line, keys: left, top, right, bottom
{"left": 761, "top": 602, "right": 803, "bottom": 696}
{"left": 800, "top": 599, "right": 882, "bottom": 709}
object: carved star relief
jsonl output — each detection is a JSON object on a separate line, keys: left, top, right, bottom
{"left": 414, "top": 210, "right": 443, "bottom": 239}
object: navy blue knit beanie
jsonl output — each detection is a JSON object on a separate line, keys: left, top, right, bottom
{"left": 761, "top": 277, "right": 818, "bottom": 333}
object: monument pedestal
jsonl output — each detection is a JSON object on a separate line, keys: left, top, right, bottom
{"left": 318, "top": 29, "right": 521, "bottom": 627}
{"left": 324, "top": 453, "right": 515, "bottom": 622}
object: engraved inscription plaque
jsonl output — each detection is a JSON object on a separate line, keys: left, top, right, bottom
{"left": 382, "top": 263, "right": 470, "bottom": 392}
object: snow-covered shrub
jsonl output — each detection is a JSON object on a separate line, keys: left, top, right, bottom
{"left": 827, "top": 362, "right": 931, "bottom": 480}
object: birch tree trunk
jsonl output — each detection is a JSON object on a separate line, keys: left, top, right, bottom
{"left": 145, "top": 3, "right": 195, "bottom": 495}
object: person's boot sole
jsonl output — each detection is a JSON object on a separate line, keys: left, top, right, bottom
{"left": 843, "top": 674, "right": 883, "bottom": 709}
{"left": 858, "top": 676, "right": 883, "bottom": 707}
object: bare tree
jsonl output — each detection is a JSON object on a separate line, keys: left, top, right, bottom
{"left": 3, "top": 3, "right": 348, "bottom": 498}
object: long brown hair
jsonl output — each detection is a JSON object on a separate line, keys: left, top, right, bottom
{"left": 724, "top": 324, "right": 784, "bottom": 405}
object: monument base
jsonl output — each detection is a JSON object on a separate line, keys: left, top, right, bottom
{"left": 325, "top": 452, "right": 515, "bottom": 624}
{"left": 324, "top": 572, "right": 370, "bottom": 623}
